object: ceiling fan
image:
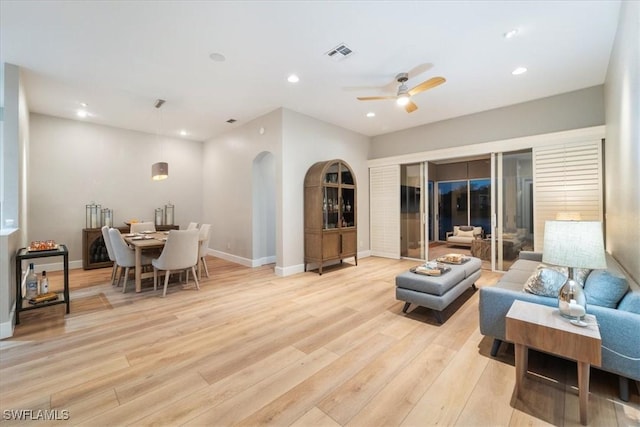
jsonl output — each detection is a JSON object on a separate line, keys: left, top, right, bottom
{"left": 357, "top": 73, "right": 446, "bottom": 113}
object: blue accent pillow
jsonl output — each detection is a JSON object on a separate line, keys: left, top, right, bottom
{"left": 617, "top": 291, "right": 640, "bottom": 314}
{"left": 583, "top": 270, "right": 629, "bottom": 308}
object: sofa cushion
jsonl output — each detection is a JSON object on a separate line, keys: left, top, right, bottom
{"left": 523, "top": 268, "right": 567, "bottom": 297}
{"left": 459, "top": 225, "right": 474, "bottom": 232}
{"left": 458, "top": 229, "right": 475, "bottom": 238}
{"left": 584, "top": 269, "right": 629, "bottom": 308}
{"left": 617, "top": 291, "right": 640, "bottom": 314}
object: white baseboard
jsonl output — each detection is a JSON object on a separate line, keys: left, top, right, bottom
{"left": 208, "top": 249, "right": 254, "bottom": 267}
{"left": 252, "top": 255, "right": 276, "bottom": 268}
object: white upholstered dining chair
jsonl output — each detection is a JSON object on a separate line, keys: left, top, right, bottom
{"left": 197, "top": 224, "right": 212, "bottom": 278}
{"left": 101, "top": 226, "right": 119, "bottom": 286}
{"left": 108, "top": 228, "right": 154, "bottom": 293}
{"left": 130, "top": 221, "right": 156, "bottom": 233}
{"left": 187, "top": 222, "right": 198, "bottom": 230}
{"left": 152, "top": 229, "right": 200, "bottom": 297}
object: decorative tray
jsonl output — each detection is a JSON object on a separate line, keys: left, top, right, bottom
{"left": 410, "top": 263, "right": 450, "bottom": 276}
{"left": 27, "top": 241, "right": 59, "bottom": 252}
{"left": 436, "top": 254, "right": 470, "bottom": 265}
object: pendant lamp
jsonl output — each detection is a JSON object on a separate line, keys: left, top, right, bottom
{"left": 152, "top": 98, "right": 169, "bottom": 181}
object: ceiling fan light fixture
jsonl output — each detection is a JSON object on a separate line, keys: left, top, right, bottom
{"left": 396, "top": 93, "right": 410, "bottom": 106}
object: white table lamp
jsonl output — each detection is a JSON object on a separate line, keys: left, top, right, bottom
{"left": 542, "top": 220, "right": 607, "bottom": 320}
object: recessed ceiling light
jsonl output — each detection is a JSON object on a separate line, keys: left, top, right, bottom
{"left": 503, "top": 28, "right": 519, "bottom": 39}
{"left": 287, "top": 74, "right": 300, "bottom": 83}
{"left": 209, "top": 52, "right": 226, "bottom": 62}
{"left": 366, "top": 112, "right": 375, "bottom": 118}
{"left": 80, "top": 102, "right": 88, "bottom": 108}
{"left": 76, "top": 109, "right": 88, "bottom": 118}
{"left": 512, "top": 67, "right": 528, "bottom": 75}
{"left": 179, "top": 130, "right": 188, "bottom": 136}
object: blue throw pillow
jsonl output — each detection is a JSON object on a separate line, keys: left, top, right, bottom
{"left": 617, "top": 291, "right": 640, "bottom": 314}
{"left": 583, "top": 270, "right": 629, "bottom": 308}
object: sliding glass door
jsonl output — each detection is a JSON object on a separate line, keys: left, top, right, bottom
{"left": 400, "top": 163, "right": 425, "bottom": 259}
{"left": 437, "top": 181, "right": 468, "bottom": 241}
{"left": 493, "top": 150, "right": 533, "bottom": 271}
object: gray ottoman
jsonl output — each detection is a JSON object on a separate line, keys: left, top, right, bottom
{"left": 395, "top": 257, "right": 481, "bottom": 323}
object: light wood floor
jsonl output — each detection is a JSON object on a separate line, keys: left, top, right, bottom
{"left": 1, "top": 256, "right": 638, "bottom": 426}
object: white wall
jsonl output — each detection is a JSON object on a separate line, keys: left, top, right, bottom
{"left": 202, "top": 109, "right": 283, "bottom": 266}
{"left": 202, "top": 107, "right": 370, "bottom": 275}
{"left": 28, "top": 114, "right": 204, "bottom": 266}
{"left": 0, "top": 63, "right": 27, "bottom": 338}
{"left": 604, "top": 0, "right": 640, "bottom": 283}
{"left": 370, "top": 86, "right": 605, "bottom": 159}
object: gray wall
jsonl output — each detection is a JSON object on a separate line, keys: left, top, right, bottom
{"left": 604, "top": 0, "right": 640, "bottom": 283}
{"left": 28, "top": 114, "right": 204, "bottom": 265}
{"left": 370, "top": 85, "right": 605, "bottom": 159}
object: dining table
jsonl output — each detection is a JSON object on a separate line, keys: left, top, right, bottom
{"left": 123, "top": 230, "right": 205, "bottom": 293}
{"left": 122, "top": 231, "right": 167, "bottom": 292}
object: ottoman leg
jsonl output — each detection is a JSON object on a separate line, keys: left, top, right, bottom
{"left": 434, "top": 311, "right": 444, "bottom": 324}
{"left": 402, "top": 302, "right": 411, "bottom": 313}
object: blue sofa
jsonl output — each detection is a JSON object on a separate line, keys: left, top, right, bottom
{"left": 479, "top": 251, "right": 640, "bottom": 401}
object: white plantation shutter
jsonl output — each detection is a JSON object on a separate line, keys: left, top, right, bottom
{"left": 370, "top": 165, "right": 400, "bottom": 258}
{"left": 533, "top": 140, "right": 603, "bottom": 252}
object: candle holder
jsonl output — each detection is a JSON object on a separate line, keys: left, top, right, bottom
{"left": 155, "top": 208, "right": 164, "bottom": 226}
{"left": 101, "top": 208, "right": 113, "bottom": 228}
{"left": 85, "top": 202, "right": 101, "bottom": 228}
{"left": 164, "top": 203, "right": 174, "bottom": 225}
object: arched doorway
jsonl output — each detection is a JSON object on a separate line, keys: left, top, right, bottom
{"left": 252, "top": 151, "right": 276, "bottom": 266}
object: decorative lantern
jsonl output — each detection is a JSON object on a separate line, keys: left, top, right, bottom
{"left": 85, "top": 202, "right": 101, "bottom": 228}
{"left": 164, "top": 202, "right": 174, "bottom": 225}
{"left": 155, "top": 208, "right": 164, "bottom": 226}
{"left": 101, "top": 208, "right": 113, "bottom": 227}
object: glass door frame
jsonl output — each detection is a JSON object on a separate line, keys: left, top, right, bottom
{"left": 400, "top": 163, "right": 425, "bottom": 260}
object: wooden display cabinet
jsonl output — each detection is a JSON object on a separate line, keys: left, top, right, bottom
{"left": 304, "top": 159, "right": 357, "bottom": 275}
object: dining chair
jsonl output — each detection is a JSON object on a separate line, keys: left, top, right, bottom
{"left": 187, "top": 222, "right": 198, "bottom": 230}
{"left": 101, "top": 226, "right": 119, "bottom": 286}
{"left": 197, "top": 224, "right": 212, "bottom": 278}
{"left": 152, "top": 229, "right": 200, "bottom": 297}
{"left": 130, "top": 221, "right": 156, "bottom": 233}
{"left": 108, "top": 228, "right": 154, "bottom": 293}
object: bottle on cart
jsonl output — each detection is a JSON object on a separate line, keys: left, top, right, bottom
{"left": 26, "top": 263, "right": 38, "bottom": 299}
{"left": 40, "top": 271, "right": 49, "bottom": 294}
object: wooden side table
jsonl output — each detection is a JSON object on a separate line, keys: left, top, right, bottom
{"left": 470, "top": 238, "right": 490, "bottom": 260}
{"left": 505, "top": 300, "right": 601, "bottom": 425}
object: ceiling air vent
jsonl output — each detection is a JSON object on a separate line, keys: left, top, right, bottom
{"left": 326, "top": 43, "right": 354, "bottom": 61}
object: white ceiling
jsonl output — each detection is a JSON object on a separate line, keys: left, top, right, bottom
{"left": 0, "top": 1, "right": 621, "bottom": 142}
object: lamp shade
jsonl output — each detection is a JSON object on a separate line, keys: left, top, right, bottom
{"left": 151, "top": 162, "right": 169, "bottom": 181}
{"left": 542, "top": 220, "right": 607, "bottom": 269}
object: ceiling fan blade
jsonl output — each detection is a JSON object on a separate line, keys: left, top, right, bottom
{"left": 406, "top": 63, "right": 433, "bottom": 80}
{"left": 405, "top": 100, "right": 418, "bottom": 113}
{"left": 408, "top": 76, "right": 446, "bottom": 96}
{"left": 381, "top": 63, "right": 435, "bottom": 93}
{"left": 357, "top": 96, "right": 396, "bottom": 101}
